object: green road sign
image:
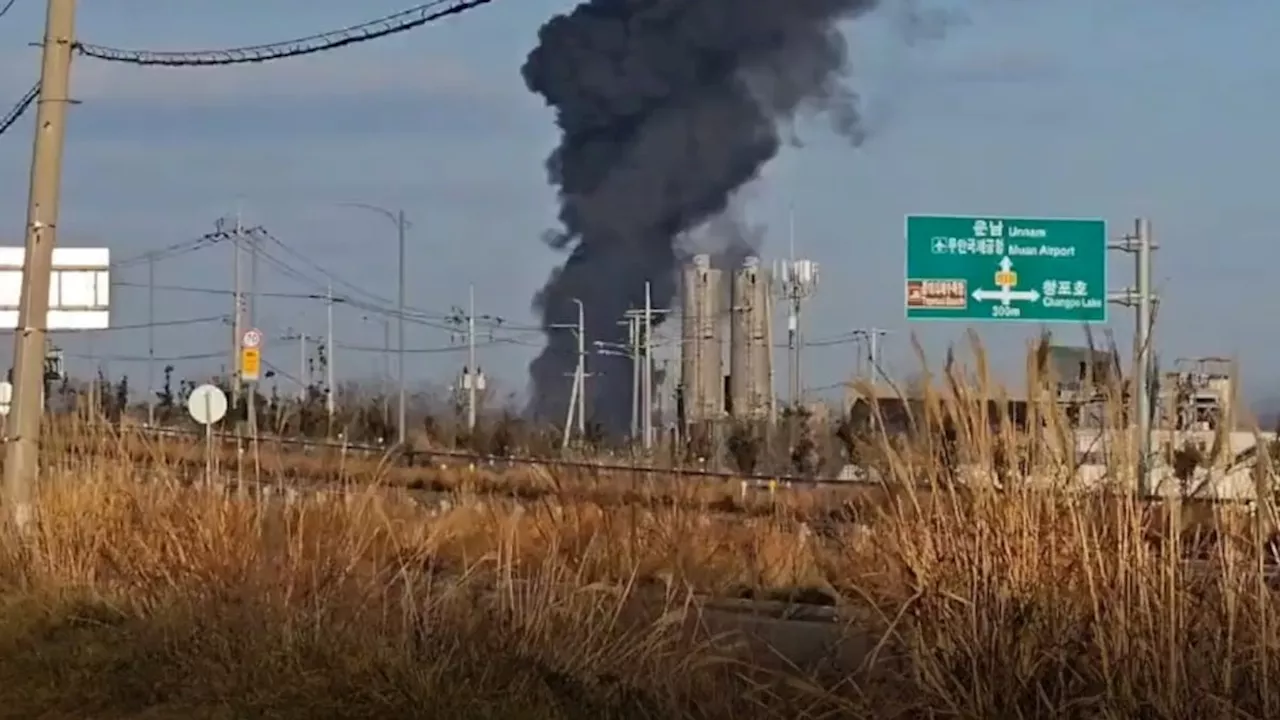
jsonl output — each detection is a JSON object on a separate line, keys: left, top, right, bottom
{"left": 904, "top": 215, "right": 1108, "bottom": 323}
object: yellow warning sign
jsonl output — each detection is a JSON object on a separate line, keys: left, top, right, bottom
{"left": 240, "top": 347, "right": 261, "bottom": 382}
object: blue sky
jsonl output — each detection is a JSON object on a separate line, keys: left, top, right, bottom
{"left": 0, "top": 0, "right": 1277, "bottom": 409}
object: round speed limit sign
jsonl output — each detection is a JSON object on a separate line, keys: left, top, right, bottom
{"left": 242, "top": 328, "right": 263, "bottom": 349}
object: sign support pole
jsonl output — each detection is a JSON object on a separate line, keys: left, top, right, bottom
{"left": 1108, "top": 218, "right": 1158, "bottom": 498}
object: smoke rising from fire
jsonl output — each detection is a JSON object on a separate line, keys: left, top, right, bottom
{"left": 521, "top": 0, "right": 896, "bottom": 433}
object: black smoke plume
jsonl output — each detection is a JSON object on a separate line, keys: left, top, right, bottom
{"left": 522, "top": 0, "right": 881, "bottom": 435}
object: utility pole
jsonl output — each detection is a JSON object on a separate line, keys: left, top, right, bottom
{"left": 852, "top": 327, "right": 891, "bottom": 391}
{"left": 248, "top": 225, "right": 258, "bottom": 328}
{"left": 551, "top": 298, "right": 586, "bottom": 447}
{"left": 381, "top": 318, "right": 391, "bottom": 429}
{"left": 245, "top": 226, "right": 258, "bottom": 441}
{"left": 775, "top": 217, "right": 820, "bottom": 408}
{"left": 325, "top": 281, "right": 336, "bottom": 422}
{"left": 396, "top": 210, "right": 407, "bottom": 445}
{"left": 627, "top": 316, "right": 639, "bottom": 440}
{"left": 280, "top": 330, "right": 308, "bottom": 401}
{"left": 298, "top": 332, "right": 307, "bottom": 400}
{"left": 575, "top": 298, "right": 586, "bottom": 438}
{"left": 1108, "top": 217, "right": 1158, "bottom": 497}
{"left": 642, "top": 282, "right": 653, "bottom": 449}
{"left": 4, "top": 0, "right": 78, "bottom": 533}
{"left": 466, "top": 284, "right": 477, "bottom": 432}
{"left": 337, "top": 202, "right": 409, "bottom": 444}
{"left": 230, "top": 216, "right": 243, "bottom": 413}
{"left": 146, "top": 253, "right": 156, "bottom": 426}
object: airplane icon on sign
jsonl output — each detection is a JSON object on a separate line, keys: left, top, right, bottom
{"left": 932, "top": 239, "right": 948, "bottom": 253}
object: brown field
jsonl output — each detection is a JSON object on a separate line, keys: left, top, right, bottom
{"left": 2, "top": 350, "right": 1280, "bottom": 718}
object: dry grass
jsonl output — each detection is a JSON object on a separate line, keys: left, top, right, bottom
{"left": 1, "top": 338, "right": 1279, "bottom": 717}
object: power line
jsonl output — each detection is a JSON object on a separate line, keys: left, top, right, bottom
{"left": 0, "top": 0, "right": 17, "bottom": 22}
{"left": 75, "top": 0, "right": 496, "bottom": 67}
{"left": 113, "top": 280, "right": 331, "bottom": 301}
{"left": 247, "top": 234, "right": 469, "bottom": 333}
{"left": 337, "top": 336, "right": 537, "bottom": 354}
{"left": 0, "top": 83, "right": 38, "bottom": 138}
{"left": 66, "top": 349, "right": 224, "bottom": 363}
{"left": 89, "top": 314, "right": 228, "bottom": 332}
{"left": 110, "top": 232, "right": 227, "bottom": 270}
{"left": 251, "top": 227, "right": 450, "bottom": 320}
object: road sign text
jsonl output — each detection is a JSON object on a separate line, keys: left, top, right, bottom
{"left": 905, "top": 215, "right": 1108, "bottom": 323}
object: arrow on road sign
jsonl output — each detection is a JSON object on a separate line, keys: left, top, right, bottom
{"left": 971, "top": 255, "right": 1040, "bottom": 306}
{"left": 972, "top": 287, "right": 1040, "bottom": 304}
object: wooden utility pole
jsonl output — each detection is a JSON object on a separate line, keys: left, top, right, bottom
{"left": 4, "top": 0, "right": 77, "bottom": 533}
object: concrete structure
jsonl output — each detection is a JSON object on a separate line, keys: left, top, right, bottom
{"left": 728, "top": 256, "right": 773, "bottom": 421}
{"left": 1043, "top": 344, "right": 1120, "bottom": 429}
{"left": 1160, "top": 357, "right": 1235, "bottom": 432}
{"left": 679, "top": 254, "right": 725, "bottom": 425}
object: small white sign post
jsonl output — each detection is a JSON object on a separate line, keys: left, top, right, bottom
{"left": 187, "top": 384, "right": 227, "bottom": 486}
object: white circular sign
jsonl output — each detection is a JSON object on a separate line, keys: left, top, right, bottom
{"left": 242, "top": 328, "right": 263, "bottom": 349}
{"left": 186, "top": 384, "right": 228, "bottom": 425}
{"left": 0, "top": 381, "right": 12, "bottom": 417}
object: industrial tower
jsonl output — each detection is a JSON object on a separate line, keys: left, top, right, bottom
{"left": 775, "top": 257, "right": 820, "bottom": 405}
{"left": 679, "top": 254, "right": 725, "bottom": 426}
{"left": 728, "top": 256, "right": 774, "bottom": 421}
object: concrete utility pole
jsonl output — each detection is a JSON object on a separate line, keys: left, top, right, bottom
{"left": 575, "top": 298, "right": 586, "bottom": 438}
{"left": 325, "top": 281, "right": 336, "bottom": 422}
{"left": 642, "top": 282, "right": 653, "bottom": 449}
{"left": 593, "top": 323, "right": 638, "bottom": 441}
{"left": 632, "top": 281, "right": 672, "bottom": 450}
{"left": 230, "top": 216, "right": 243, "bottom": 413}
{"left": 852, "top": 327, "right": 891, "bottom": 390}
{"left": 626, "top": 316, "right": 639, "bottom": 439}
{"left": 245, "top": 227, "right": 259, "bottom": 442}
{"left": 248, "top": 225, "right": 258, "bottom": 329}
{"left": 551, "top": 299, "right": 586, "bottom": 447}
{"left": 396, "top": 210, "right": 406, "bottom": 444}
{"left": 146, "top": 253, "right": 156, "bottom": 426}
{"left": 466, "top": 284, "right": 478, "bottom": 432}
{"left": 298, "top": 332, "right": 307, "bottom": 400}
{"left": 381, "top": 318, "right": 391, "bottom": 428}
{"left": 1108, "top": 217, "right": 1158, "bottom": 497}
{"left": 4, "top": 0, "right": 78, "bottom": 533}
{"left": 280, "top": 330, "right": 308, "bottom": 400}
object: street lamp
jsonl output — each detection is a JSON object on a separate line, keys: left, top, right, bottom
{"left": 361, "top": 314, "right": 393, "bottom": 428}
{"left": 335, "top": 202, "right": 409, "bottom": 445}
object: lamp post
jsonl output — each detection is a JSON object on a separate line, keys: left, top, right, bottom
{"left": 336, "top": 202, "right": 409, "bottom": 445}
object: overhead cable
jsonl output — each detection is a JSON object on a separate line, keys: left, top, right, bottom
{"left": 67, "top": 349, "right": 225, "bottom": 363}
{"left": 113, "top": 280, "right": 333, "bottom": 301}
{"left": 249, "top": 237, "right": 466, "bottom": 332}
{"left": 110, "top": 231, "right": 227, "bottom": 270}
{"left": 251, "top": 227, "right": 456, "bottom": 322}
{"left": 0, "top": 82, "right": 38, "bottom": 138}
{"left": 91, "top": 314, "right": 228, "bottom": 332}
{"left": 75, "top": 0, "right": 494, "bottom": 67}
{"left": 337, "top": 336, "right": 539, "bottom": 354}
{"left": 0, "top": 0, "right": 17, "bottom": 22}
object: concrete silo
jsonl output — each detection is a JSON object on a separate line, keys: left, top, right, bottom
{"left": 680, "top": 254, "right": 725, "bottom": 426}
{"left": 729, "top": 256, "right": 773, "bottom": 421}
